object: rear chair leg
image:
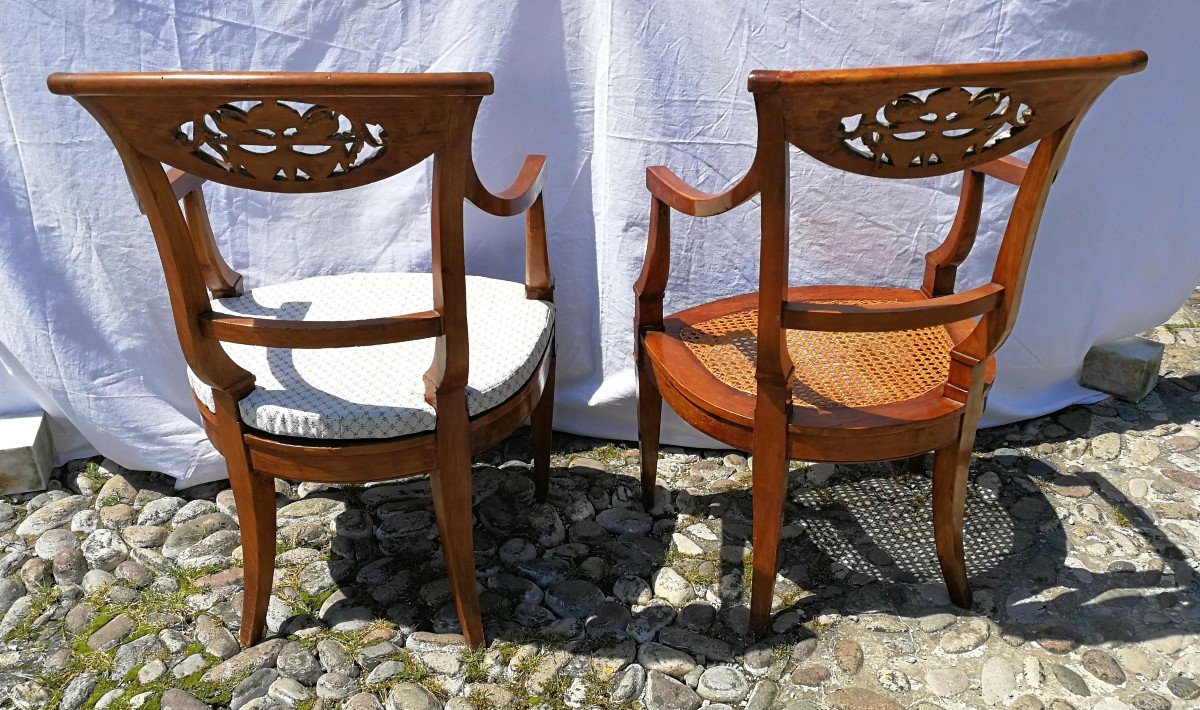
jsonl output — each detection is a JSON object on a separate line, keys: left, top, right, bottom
{"left": 230, "top": 467, "right": 277, "bottom": 646}
{"left": 212, "top": 390, "right": 277, "bottom": 648}
{"left": 431, "top": 390, "right": 485, "bottom": 647}
{"left": 932, "top": 434, "right": 976, "bottom": 609}
{"left": 531, "top": 348, "right": 556, "bottom": 504}
{"left": 637, "top": 357, "right": 662, "bottom": 512}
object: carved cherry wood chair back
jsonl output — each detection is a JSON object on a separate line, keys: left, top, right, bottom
{"left": 50, "top": 72, "right": 556, "bottom": 648}
{"left": 636, "top": 51, "right": 1146, "bottom": 635}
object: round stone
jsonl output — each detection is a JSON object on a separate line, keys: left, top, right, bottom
{"left": 789, "top": 665, "right": 831, "bottom": 687}
{"left": 162, "top": 513, "right": 235, "bottom": 558}
{"left": 696, "top": 666, "right": 749, "bottom": 703}
{"left": 170, "top": 499, "right": 219, "bottom": 526}
{"left": 385, "top": 682, "right": 440, "bottom": 710}
{"left": 52, "top": 548, "right": 87, "bottom": 586}
{"left": 613, "top": 575, "right": 652, "bottom": 605}
{"left": 277, "top": 641, "right": 323, "bottom": 684}
{"left": 834, "top": 638, "right": 863, "bottom": 675}
{"left": 981, "top": 656, "right": 1016, "bottom": 705}
{"left": 70, "top": 509, "right": 98, "bottom": 534}
{"left": 15, "top": 495, "right": 89, "bottom": 536}
{"left": 1130, "top": 691, "right": 1173, "bottom": 710}
{"left": 34, "top": 529, "right": 79, "bottom": 560}
{"left": 926, "top": 668, "right": 970, "bottom": 697}
{"left": 80, "top": 529, "right": 129, "bottom": 571}
{"left": 114, "top": 560, "right": 154, "bottom": 588}
{"left": 940, "top": 618, "right": 990, "bottom": 653}
{"left": 121, "top": 525, "right": 169, "bottom": 549}
{"left": 652, "top": 567, "right": 695, "bottom": 607}
{"left": 136, "top": 497, "right": 185, "bottom": 526}
{"left": 268, "top": 677, "right": 312, "bottom": 705}
{"left": 596, "top": 507, "right": 653, "bottom": 536}
{"left": 1167, "top": 674, "right": 1200, "bottom": 700}
{"left": 544, "top": 579, "right": 604, "bottom": 618}
{"left": 315, "top": 672, "right": 357, "bottom": 700}
{"left": 637, "top": 642, "right": 696, "bottom": 679}
{"left": 1051, "top": 664, "right": 1090, "bottom": 697}
{"left": 825, "top": 688, "right": 903, "bottom": 710}
{"left": 525, "top": 504, "right": 565, "bottom": 546}
{"left": 277, "top": 497, "right": 348, "bottom": 526}
{"left": 498, "top": 537, "right": 536, "bottom": 565}
{"left": 611, "top": 664, "right": 647, "bottom": 703}
{"left": 644, "top": 670, "right": 701, "bottom": 710}
{"left": 1082, "top": 649, "right": 1126, "bottom": 686}
{"left": 877, "top": 669, "right": 910, "bottom": 692}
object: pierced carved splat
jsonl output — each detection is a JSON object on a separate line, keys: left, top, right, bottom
{"left": 841, "top": 87, "right": 1033, "bottom": 169}
{"left": 175, "top": 101, "right": 387, "bottom": 182}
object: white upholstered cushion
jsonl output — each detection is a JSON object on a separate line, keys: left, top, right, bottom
{"left": 188, "top": 272, "right": 554, "bottom": 440}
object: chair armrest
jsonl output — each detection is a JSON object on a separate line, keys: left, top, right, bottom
{"left": 466, "top": 154, "right": 547, "bottom": 217}
{"left": 646, "top": 165, "right": 759, "bottom": 217}
{"left": 200, "top": 310, "right": 443, "bottom": 348}
{"left": 783, "top": 284, "right": 1004, "bottom": 332}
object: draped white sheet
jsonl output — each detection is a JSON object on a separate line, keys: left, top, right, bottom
{"left": 0, "top": 1, "right": 1195, "bottom": 487}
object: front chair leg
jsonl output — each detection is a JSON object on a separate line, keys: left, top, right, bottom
{"left": 229, "top": 466, "right": 277, "bottom": 646}
{"left": 531, "top": 347, "right": 556, "bottom": 504}
{"left": 932, "top": 435, "right": 975, "bottom": 608}
{"left": 637, "top": 355, "right": 662, "bottom": 512}
{"left": 748, "top": 439, "right": 788, "bottom": 636}
{"left": 430, "top": 393, "right": 485, "bottom": 648}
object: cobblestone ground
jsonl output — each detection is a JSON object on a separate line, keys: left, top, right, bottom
{"left": 2, "top": 294, "right": 1199, "bottom": 710}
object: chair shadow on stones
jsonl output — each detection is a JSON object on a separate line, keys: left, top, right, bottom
{"left": 284, "top": 400, "right": 1196, "bottom": 678}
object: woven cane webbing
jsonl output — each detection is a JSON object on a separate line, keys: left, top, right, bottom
{"left": 679, "top": 301, "right": 954, "bottom": 409}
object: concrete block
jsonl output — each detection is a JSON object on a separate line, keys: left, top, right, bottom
{"left": 1079, "top": 336, "right": 1165, "bottom": 403}
{"left": 0, "top": 412, "right": 53, "bottom": 495}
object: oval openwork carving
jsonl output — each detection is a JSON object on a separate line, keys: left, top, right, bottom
{"left": 174, "top": 101, "right": 387, "bottom": 182}
{"left": 841, "top": 87, "right": 1033, "bottom": 169}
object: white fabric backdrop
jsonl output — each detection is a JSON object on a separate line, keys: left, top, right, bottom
{"left": 0, "top": 1, "right": 1196, "bottom": 487}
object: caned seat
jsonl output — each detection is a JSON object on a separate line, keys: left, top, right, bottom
{"left": 634, "top": 52, "right": 1147, "bottom": 636}
{"left": 643, "top": 285, "right": 994, "bottom": 444}
{"left": 189, "top": 273, "right": 554, "bottom": 440}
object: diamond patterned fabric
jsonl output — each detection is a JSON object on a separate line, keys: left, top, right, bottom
{"left": 189, "top": 272, "right": 554, "bottom": 440}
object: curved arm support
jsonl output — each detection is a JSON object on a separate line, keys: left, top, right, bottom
{"left": 466, "top": 154, "right": 547, "bottom": 217}
{"left": 138, "top": 170, "right": 243, "bottom": 298}
{"left": 646, "top": 165, "right": 760, "bottom": 217}
{"left": 118, "top": 147, "right": 253, "bottom": 398}
{"left": 182, "top": 188, "right": 244, "bottom": 298}
{"left": 955, "top": 121, "right": 1078, "bottom": 368}
{"left": 637, "top": 161, "right": 761, "bottom": 353}
{"left": 466, "top": 154, "right": 553, "bottom": 301}
{"left": 946, "top": 120, "right": 1083, "bottom": 405}
{"left": 634, "top": 197, "right": 672, "bottom": 353}
{"left": 923, "top": 169, "right": 986, "bottom": 297}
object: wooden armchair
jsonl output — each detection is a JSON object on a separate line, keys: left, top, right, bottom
{"left": 48, "top": 71, "right": 556, "bottom": 648}
{"left": 635, "top": 51, "right": 1147, "bottom": 635}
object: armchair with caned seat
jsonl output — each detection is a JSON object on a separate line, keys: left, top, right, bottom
{"left": 48, "top": 71, "right": 556, "bottom": 648}
{"left": 634, "top": 51, "right": 1147, "bottom": 636}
